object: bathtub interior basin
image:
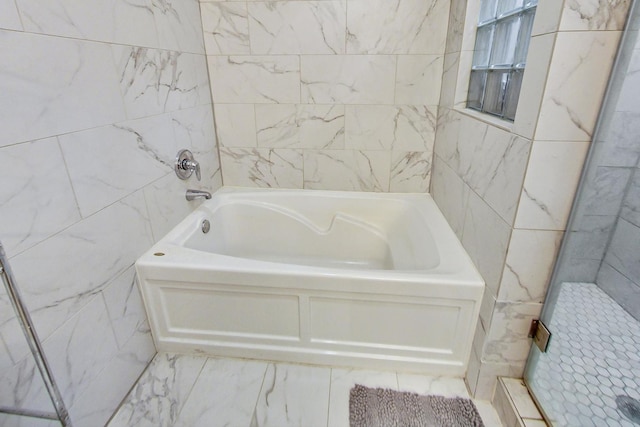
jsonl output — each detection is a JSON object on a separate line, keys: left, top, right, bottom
{"left": 180, "top": 194, "right": 439, "bottom": 271}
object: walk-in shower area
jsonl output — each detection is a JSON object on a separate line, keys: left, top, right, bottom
{"left": 525, "top": 0, "right": 640, "bottom": 424}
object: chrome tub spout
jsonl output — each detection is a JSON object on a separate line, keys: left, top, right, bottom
{"left": 186, "top": 189, "right": 212, "bottom": 201}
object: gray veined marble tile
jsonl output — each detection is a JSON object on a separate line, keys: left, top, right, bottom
{"left": 0, "top": 138, "right": 81, "bottom": 258}
{"left": 605, "top": 218, "right": 640, "bottom": 284}
{"left": 301, "top": 55, "right": 396, "bottom": 104}
{"left": 303, "top": 150, "right": 390, "bottom": 192}
{"left": 395, "top": 55, "right": 444, "bottom": 105}
{"left": 69, "top": 327, "right": 155, "bottom": 427}
{"left": 208, "top": 56, "right": 301, "bottom": 104}
{"left": 152, "top": 0, "right": 204, "bottom": 54}
{"left": 248, "top": 1, "right": 346, "bottom": 54}
{"left": 461, "top": 191, "right": 511, "bottom": 295}
{"left": 6, "top": 192, "right": 154, "bottom": 354}
{"left": 201, "top": 2, "right": 250, "bottom": 55}
{"left": 599, "top": 111, "right": 640, "bottom": 167}
{"left": 214, "top": 104, "right": 258, "bottom": 148}
{"left": 112, "top": 46, "right": 210, "bottom": 120}
{"left": 16, "top": 0, "right": 158, "bottom": 48}
{"left": 0, "top": 30, "right": 126, "bottom": 147}
{"left": 42, "top": 294, "right": 120, "bottom": 409}
{"left": 58, "top": 118, "right": 174, "bottom": 218}
{"left": 175, "top": 358, "right": 269, "bottom": 427}
{"left": 621, "top": 169, "right": 640, "bottom": 228}
{"left": 560, "top": 0, "right": 631, "bottom": 31}
{"left": 345, "top": 105, "right": 437, "bottom": 152}
{"left": 256, "top": 104, "right": 345, "bottom": 149}
{"left": 220, "top": 147, "right": 303, "bottom": 188}
{"left": 0, "top": 0, "right": 22, "bottom": 31}
{"left": 430, "top": 155, "right": 469, "bottom": 239}
{"left": 390, "top": 151, "right": 432, "bottom": 193}
{"left": 346, "top": 0, "right": 449, "bottom": 54}
{"left": 107, "top": 353, "right": 206, "bottom": 427}
{"left": 581, "top": 166, "right": 633, "bottom": 216}
{"left": 251, "top": 363, "right": 331, "bottom": 427}
{"left": 101, "top": 266, "right": 150, "bottom": 349}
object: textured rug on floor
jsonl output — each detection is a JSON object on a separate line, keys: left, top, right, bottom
{"left": 349, "top": 384, "right": 485, "bottom": 427}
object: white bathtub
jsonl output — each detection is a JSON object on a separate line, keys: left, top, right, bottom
{"left": 136, "top": 188, "right": 484, "bottom": 375}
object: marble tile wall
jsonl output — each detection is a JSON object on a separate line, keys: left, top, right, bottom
{"left": 200, "top": 0, "right": 450, "bottom": 192}
{"left": 593, "top": 30, "right": 640, "bottom": 317}
{"left": 0, "top": 1, "right": 220, "bottom": 425}
{"left": 432, "top": 0, "right": 630, "bottom": 400}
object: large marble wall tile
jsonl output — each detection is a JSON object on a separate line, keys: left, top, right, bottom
{"left": 301, "top": 55, "right": 395, "bottom": 104}
{"left": 143, "top": 174, "right": 199, "bottom": 242}
{"left": 107, "top": 353, "right": 206, "bottom": 427}
{"left": 249, "top": 1, "right": 346, "bottom": 54}
{"left": 256, "top": 104, "right": 345, "bottom": 149}
{"left": 512, "top": 33, "right": 556, "bottom": 140}
{"left": 581, "top": 166, "right": 633, "bottom": 216}
{"left": 113, "top": 46, "right": 210, "bottom": 120}
{"left": 430, "top": 155, "right": 469, "bottom": 239}
{"left": 605, "top": 218, "right": 640, "bottom": 284}
{"left": 101, "top": 266, "right": 149, "bottom": 349}
{"left": 445, "top": 0, "right": 467, "bottom": 54}
{"left": 0, "top": 414, "right": 59, "bottom": 427}
{"left": 175, "top": 358, "right": 269, "bottom": 427}
{"left": 559, "top": 0, "right": 631, "bottom": 31}
{"left": 170, "top": 105, "right": 222, "bottom": 191}
{"left": 498, "top": 229, "right": 563, "bottom": 303}
{"left": 209, "top": 56, "right": 300, "bottom": 104}
{"left": 58, "top": 117, "right": 173, "bottom": 217}
{"left": 395, "top": 55, "right": 443, "bottom": 105}
{"left": 345, "top": 105, "right": 436, "bottom": 152}
{"left": 42, "top": 295, "right": 120, "bottom": 408}
{"left": 597, "top": 263, "right": 640, "bottom": 320}
{"left": 16, "top": 0, "right": 158, "bottom": 48}
{"left": 390, "top": 151, "right": 431, "bottom": 193}
{"left": 201, "top": 2, "right": 250, "bottom": 55}
{"left": 482, "top": 302, "right": 542, "bottom": 365}
{"left": 8, "top": 192, "right": 154, "bottom": 348}
{"left": 473, "top": 360, "right": 523, "bottom": 400}
{"left": 599, "top": 111, "right": 640, "bottom": 167}
{"left": 253, "top": 363, "right": 331, "bottom": 427}
{"left": 531, "top": 0, "right": 563, "bottom": 36}
{"left": 346, "top": 0, "right": 449, "bottom": 54}
{"left": 435, "top": 111, "right": 486, "bottom": 172}
{"left": 0, "top": 349, "right": 55, "bottom": 412}
{"left": 69, "top": 329, "right": 155, "bottom": 427}
{"left": 0, "top": 31, "right": 126, "bottom": 147}
{"left": 461, "top": 126, "right": 531, "bottom": 225}
{"left": 0, "top": 0, "right": 22, "bottom": 30}
{"left": 535, "top": 31, "right": 622, "bottom": 142}
{"left": 461, "top": 191, "right": 512, "bottom": 295}
{"left": 0, "top": 138, "right": 80, "bottom": 258}
{"left": 214, "top": 104, "right": 257, "bottom": 148}
{"left": 303, "top": 150, "right": 390, "bottom": 191}
{"left": 566, "top": 215, "right": 616, "bottom": 261}
{"left": 616, "top": 45, "right": 640, "bottom": 113}
{"left": 438, "top": 52, "right": 460, "bottom": 108}
{"left": 432, "top": 107, "right": 462, "bottom": 166}
{"left": 514, "top": 141, "right": 589, "bottom": 231}
{"left": 220, "top": 148, "right": 303, "bottom": 188}
{"left": 621, "top": 169, "right": 640, "bottom": 227}
{"left": 152, "top": 0, "right": 204, "bottom": 54}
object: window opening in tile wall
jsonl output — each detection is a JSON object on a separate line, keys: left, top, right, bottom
{"left": 468, "top": 0, "right": 537, "bottom": 121}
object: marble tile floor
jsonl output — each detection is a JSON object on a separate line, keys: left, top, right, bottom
{"left": 106, "top": 353, "right": 504, "bottom": 427}
{"left": 528, "top": 282, "right": 640, "bottom": 426}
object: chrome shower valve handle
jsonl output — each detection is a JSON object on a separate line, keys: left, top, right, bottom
{"left": 175, "top": 149, "right": 201, "bottom": 181}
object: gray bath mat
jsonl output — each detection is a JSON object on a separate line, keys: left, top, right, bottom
{"left": 349, "top": 384, "right": 485, "bottom": 427}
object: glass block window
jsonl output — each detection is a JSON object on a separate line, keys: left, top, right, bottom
{"left": 468, "top": 0, "right": 537, "bottom": 121}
